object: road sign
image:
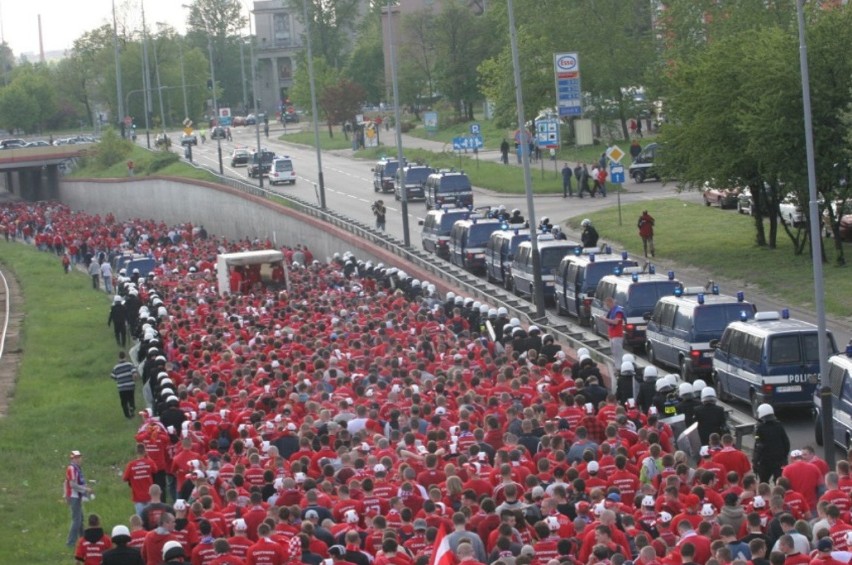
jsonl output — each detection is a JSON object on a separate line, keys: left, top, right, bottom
{"left": 606, "top": 145, "right": 625, "bottom": 164}
{"left": 452, "top": 135, "right": 483, "bottom": 151}
{"left": 470, "top": 123, "right": 481, "bottom": 135}
{"left": 554, "top": 52, "right": 582, "bottom": 117}
{"left": 470, "top": 134, "right": 483, "bottom": 149}
{"left": 610, "top": 164, "right": 625, "bottom": 184}
{"left": 536, "top": 118, "right": 560, "bottom": 149}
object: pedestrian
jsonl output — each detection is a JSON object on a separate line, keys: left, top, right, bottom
{"left": 264, "top": 123, "right": 269, "bottom": 138}
{"left": 102, "top": 525, "right": 144, "bottom": 565}
{"left": 108, "top": 296, "right": 128, "bottom": 347}
{"left": 111, "top": 351, "right": 137, "bottom": 418}
{"left": 630, "top": 139, "right": 642, "bottom": 162}
{"left": 100, "top": 260, "right": 114, "bottom": 294}
{"left": 638, "top": 210, "right": 655, "bottom": 257}
{"left": 123, "top": 443, "right": 157, "bottom": 517}
{"left": 693, "top": 387, "right": 727, "bottom": 445}
{"left": 579, "top": 164, "right": 591, "bottom": 198}
{"left": 372, "top": 200, "right": 387, "bottom": 232}
{"left": 88, "top": 260, "right": 100, "bottom": 290}
{"left": 636, "top": 118, "right": 643, "bottom": 138}
{"left": 62, "top": 252, "right": 71, "bottom": 273}
{"left": 561, "top": 162, "right": 574, "bottom": 197}
{"left": 74, "top": 513, "right": 112, "bottom": 565}
{"left": 226, "top": 127, "right": 232, "bottom": 141}
{"left": 601, "top": 297, "right": 625, "bottom": 369}
{"left": 65, "top": 450, "right": 94, "bottom": 547}
{"left": 500, "top": 139, "right": 510, "bottom": 165}
{"left": 580, "top": 219, "right": 599, "bottom": 248}
{"left": 597, "top": 165, "right": 608, "bottom": 197}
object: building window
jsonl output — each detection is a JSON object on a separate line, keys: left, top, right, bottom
{"left": 273, "top": 13, "right": 291, "bottom": 45}
{"left": 278, "top": 58, "right": 292, "bottom": 81}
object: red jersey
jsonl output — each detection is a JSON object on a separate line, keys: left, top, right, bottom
{"left": 75, "top": 532, "right": 112, "bottom": 565}
{"left": 123, "top": 456, "right": 157, "bottom": 503}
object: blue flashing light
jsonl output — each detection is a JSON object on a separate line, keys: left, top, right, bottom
{"left": 740, "top": 310, "right": 749, "bottom": 321}
{"left": 621, "top": 251, "right": 628, "bottom": 260}
{"left": 513, "top": 228, "right": 518, "bottom": 235}
{"left": 668, "top": 270, "right": 675, "bottom": 280}
{"left": 589, "top": 254, "right": 596, "bottom": 263}
{"left": 614, "top": 266, "right": 622, "bottom": 276}
{"left": 711, "top": 284, "right": 720, "bottom": 295}
{"left": 846, "top": 344, "right": 852, "bottom": 358}
{"left": 472, "top": 218, "right": 477, "bottom": 224}
{"left": 648, "top": 264, "right": 656, "bottom": 275}
{"left": 737, "top": 291, "right": 745, "bottom": 303}
{"left": 697, "top": 293, "right": 705, "bottom": 305}
{"left": 605, "top": 245, "right": 612, "bottom": 254}
{"left": 631, "top": 273, "right": 639, "bottom": 282}
{"left": 574, "top": 246, "right": 582, "bottom": 256}
{"left": 674, "top": 286, "right": 683, "bottom": 297}
{"left": 781, "top": 308, "right": 790, "bottom": 319}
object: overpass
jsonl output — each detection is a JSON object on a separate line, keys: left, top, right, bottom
{"left": 0, "top": 143, "right": 94, "bottom": 201}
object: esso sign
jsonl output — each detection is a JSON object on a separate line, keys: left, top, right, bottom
{"left": 555, "top": 54, "right": 578, "bottom": 72}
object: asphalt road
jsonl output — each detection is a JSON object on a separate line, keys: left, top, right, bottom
{"left": 158, "top": 124, "right": 844, "bottom": 460}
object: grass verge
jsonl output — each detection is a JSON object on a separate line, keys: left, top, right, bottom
{"left": 70, "top": 146, "right": 218, "bottom": 183}
{"left": 569, "top": 199, "right": 852, "bottom": 318}
{"left": 278, "top": 129, "right": 353, "bottom": 151}
{"left": 0, "top": 242, "right": 137, "bottom": 562}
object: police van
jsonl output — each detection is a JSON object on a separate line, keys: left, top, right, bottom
{"left": 712, "top": 310, "right": 837, "bottom": 418}
{"left": 419, "top": 208, "right": 472, "bottom": 259}
{"left": 590, "top": 267, "right": 683, "bottom": 349}
{"left": 449, "top": 217, "right": 503, "bottom": 273}
{"left": 645, "top": 287, "right": 756, "bottom": 381}
{"left": 554, "top": 248, "right": 638, "bottom": 325}
{"left": 424, "top": 170, "right": 474, "bottom": 210}
{"left": 814, "top": 349, "right": 852, "bottom": 449}
{"left": 485, "top": 228, "right": 530, "bottom": 289}
{"left": 511, "top": 238, "right": 579, "bottom": 304}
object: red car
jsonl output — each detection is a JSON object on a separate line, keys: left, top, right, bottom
{"left": 703, "top": 183, "right": 741, "bottom": 209}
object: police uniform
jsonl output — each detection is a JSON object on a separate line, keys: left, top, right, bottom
{"left": 753, "top": 416, "right": 790, "bottom": 482}
{"left": 693, "top": 400, "right": 727, "bottom": 445}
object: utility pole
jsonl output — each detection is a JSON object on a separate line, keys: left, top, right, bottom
{"left": 303, "top": 0, "right": 326, "bottom": 209}
{"left": 387, "top": 0, "right": 409, "bottom": 246}
{"left": 141, "top": 0, "right": 152, "bottom": 148}
{"left": 178, "top": 39, "right": 188, "bottom": 120}
{"left": 112, "top": 0, "right": 125, "bottom": 135}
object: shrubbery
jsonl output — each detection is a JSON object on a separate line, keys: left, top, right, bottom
{"left": 94, "top": 127, "right": 133, "bottom": 168}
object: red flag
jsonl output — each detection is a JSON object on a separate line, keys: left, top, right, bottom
{"left": 428, "top": 524, "right": 455, "bottom": 565}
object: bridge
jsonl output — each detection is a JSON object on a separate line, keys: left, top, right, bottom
{"left": 0, "top": 143, "right": 94, "bottom": 201}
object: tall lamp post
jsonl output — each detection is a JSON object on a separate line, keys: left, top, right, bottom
{"left": 387, "top": 0, "right": 409, "bottom": 246}
{"left": 112, "top": 0, "right": 125, "bottom": 136}
{"left": 303, "top": 0, "right": 326, "bottom": 209}
{"left": 796, "top": 0, "right": 833, "bottom": 466}
{"left": 141, "top": 0, "right": 152, "bottom": 148}
{"left": 246, "top": 5, "right": 263, "bottom": 188}
{"left": 184, "top": 4, "right": 223, "bottom": 174}
{"left": 507, "top": 0, "right": 545, "bottom": 318}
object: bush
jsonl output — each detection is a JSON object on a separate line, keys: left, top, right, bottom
{"left": 94, "top": 127, "right": 133, "bottom": 168}
{"left": 399, "top": 121, "right": 415, "bottom": 133}
{"left": 137, "top": 150, "right": 179, "bottom": 175}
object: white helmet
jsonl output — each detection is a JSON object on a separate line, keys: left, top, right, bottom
{"left": 578, "top": 347, "right": 590, "bottom": 358}
{"left": 644, "top": 366, "right": 658, "bottom": 380}
{"left": 678, "top": 383, "right": 693, "bottom": 397}
{"left": 446, "top": 292, "right": 456, "bottom": 301}
{"left": 581, "top": 219, "right": 591, "bottom": 227}
{"left": 756, "top": 403, "right": 774, "bottom": 419}
{"left": 620, "top": 362, "right": 635, "bottom": 374}
{"left": 642, "top": 496, "right": 655, "bottom": 507}
{"left": 691, "top": 379, "right": 707, "bottom": 395}
{"left": 622, "top": 353, "right": 635, "bottom": 365}
{"left": 701, "top": 387, "right": 717, "bottom": 401}
{"left": 497, "top": 307, "right": 509, "bottom": 317}
{"left": 510, "top": 318, "right": 521, "bottom": 327}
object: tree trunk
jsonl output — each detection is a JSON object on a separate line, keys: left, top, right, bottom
{"left": 326, "top": 121, "right": 334, "bottom": 138}
{"left": 754, "top": 183, "right": 767, "bottom": 247}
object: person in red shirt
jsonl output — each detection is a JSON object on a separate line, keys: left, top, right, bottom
{"left": 208, "top": 538, "right": 246, "bottom": 565}
{"left": 711, "top": 435, "right": 750, "bottom": 481}
{"left": 782, "top": 450, "right": 824, "bottom": 513}
{"left": 142, "top": 512, "right": 177, "bottom": 565}
{"left": 245, "top": 523, "right": 289, "bottom": 565}
{"left": 125, "top": 443, "right": 158, "bottom": 517}
{"left": 779, "top": 533, "right": 810, "bottom": 565}
{"left": 75, "top": 513, "right": 113, "bottom": 565}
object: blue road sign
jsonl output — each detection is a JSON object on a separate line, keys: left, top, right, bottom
{"left": 453, "top": 135, "right": 483, "bottom": 151}
{"left": 610, "top": 164, "right": 625, "bottom": 184}
{"left": 536, "top": 119, "right": 560, "bottom": 149}
{"left": 470, "top": 123, "right": 481, "bottom": 135}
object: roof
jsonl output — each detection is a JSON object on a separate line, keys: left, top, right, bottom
{"left": 217, "top": 250, "right": 284, "bottom": 266}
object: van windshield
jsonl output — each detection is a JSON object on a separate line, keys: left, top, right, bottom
{"left": 627, "top": 282, "right": 682, "bottom": 311}
{"left": 438, "top": 213, "right": 469, "bottom": 233}
{"left": 585, "top": 261, "right": 637, "bottom": 291}
{"left": 541, "top": 248, "right": 572, "bottom": 273}
{"left": 275, "top": 160, "right": 292, "bottom": 171}
{"left": 382, "top": 161, "right": 400, "bottom": 176}
{"left": 438, "top": 176, "right": 471, "bottom": 193}
{"left": 467, "top": 224, "right": 500, "bottom": 247}
{"left": 405, "top": 168, "right": 433, "bottom": 184}
{"left": 694, "top": 304, "right": 754, "bottom": 333}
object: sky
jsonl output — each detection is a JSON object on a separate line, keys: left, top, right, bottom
{"left": 0, "top": 0, "right": 250, "bottom": 58}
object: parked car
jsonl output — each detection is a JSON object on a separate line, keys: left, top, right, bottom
{"left": 181, "top": 133, "right": 198, "bottom": 146}
{"left": 232, "top": 116, "right": 247, "bottom": 127}
{"left": 283, "top": 111, "right": 300, "bottom": 123}
{"left": 737, "top": 187, "right": 754, "bottom": 215}
{"left": 25, "top": 140, "right": 52, "bottom": 147}
{"left": 245, "top": 114, "right": 257, "bottom": 126}
{"left": 628, "top": 142, "right": 660, "bottom": 183}
{"left": 230, "top": 148, "right": 250, "bottom": 167}
{"left": 0, "top": 138, "right": 27, "bottom": 149}
{"left": 779, "top": 193, "right": 805, "bottom": 227}
{"left": 703, "top": 182, "right": 741, "bottom": 208}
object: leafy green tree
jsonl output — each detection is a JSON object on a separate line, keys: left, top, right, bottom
{"left": 95, "top": 127, "right": 134, "bottom": 168}
{"left": 290, "top": 0, "right": 364, "bottom": 70}
{"left": 398, "top": 8, "right": 439, "bottom": 115}
{"left": 0, "top": 82, "right": 38, "bottom": 132}
{"left": 319, "top": 78, "right": 366, "bottom": 136}
{"left": 289, "top": 55, "right": 339, "bottom": 122}
{"left": 344, "top": 7, "right": 385, "bottom": 104}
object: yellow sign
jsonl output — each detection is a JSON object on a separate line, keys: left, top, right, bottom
{"left": 184, "top": 128, "right": 194, "bottom": 136}
{"left": 606, "top": 145, "right": 625, "bottom": 164}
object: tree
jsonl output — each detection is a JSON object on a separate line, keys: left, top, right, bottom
{"left": 290, "top": 0, "right": 364, "bottom": 70}
{"left": 397, "top": 9, "right": 439, "bottom": 115}
{"left": 344, "top": 7, "right": 385, "bottom": 104}
{"left": 433, "top": 0, "right": 488, "bottom": 120}
{"left": 0, "top": 82, "right": 38, "bottom": 133}
{"left": 289, "top": 55, "right": 338, "bottom": 123}
{"left": 319, "top": 78, "right": 366, "bottom": 136}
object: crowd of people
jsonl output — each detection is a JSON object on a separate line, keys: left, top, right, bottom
{"left": 2, "top": 201, "right": 851, "bottom": 565}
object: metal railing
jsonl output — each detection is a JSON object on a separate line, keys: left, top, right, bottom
{"left": 0, "top": 266, "right": 9, "bottom": 362}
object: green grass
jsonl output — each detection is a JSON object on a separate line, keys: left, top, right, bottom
{"left": 0, "top": 242, "right": 139, "bottom": 562}
{"left": 70, "top": 146, "right": 219, "bottom": 182}
{"left": 570, "top": 198, "right": 852, "bottom": 318}
{"left": 278, "top": 129, "right": 354, "bottom": 150}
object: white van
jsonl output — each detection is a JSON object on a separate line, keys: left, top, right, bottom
{"left": 269, "top": 156, "right": 296, "bottom": 185}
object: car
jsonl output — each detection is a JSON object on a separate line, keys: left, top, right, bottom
{"left": 269, "top": 156, "right": 296, "bottom": 185}
{"left": 211, "top": 126, "right": 227, "bottom": 140}
{"left": 814, "top": 349, "right": 852, "bottom": 448}
{"left": 181, "top": 133, "right": 198, "bottom": 146}
{"left": 26, "top": 140, "right": 52, "bottom": 147}
{"left": 248, "top": 149, "right": 276, "bottom": 178}
{"left": 283, "top": 111, "right": 300, "bottom": 123}
{"left": 373, "top": 158, "right": 405, "bottom": 193}
{"left": 394, "top": 165, "right": 434, "bottom": 201}
{"left": 419, "top": 208, "right": 474, "bottom": 259}
{"left": 779, "top": 193, "right": 805, "bottom": 227}
{"left": 737, "top": 187, "right": 754, "bottom": 215}
{"left": 155, "top": 134, "right": 171, "bottom": 149}
{"left": 628, "top": 142, "right": 660, "bottom": 183}
{"left": 245, "top": 114, "right": 257, "bottom": 126}
{"left": 232, "top": 116, "right": 247, "bottom": 127}
{"left": 0, "top": 138, "right": 27, "bottom": 149}
{"left": 703, "top": 182, "right": 741, "bottom": 209}
{"left": 230, "top": 148, "right": 250, "bottom": 167}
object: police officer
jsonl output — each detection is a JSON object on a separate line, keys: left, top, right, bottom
{"left": 752, "top": 403, "right": 790, "bottom": 483}
{"left": 693, "top": 387, "right": 727, "bottom": 445}
{"left": 636, "top": 366, "right": 658, "bottom": 413}
{"left": 675, "top": 382, "right": 699, "bottom": 427}
{"left": 616, "top": 361, "right": 635, "bottom": 404}
{"left": 653, "top": 375, "right": 678, "bottom": 418}
{"left": 108, "top": 295, "right": 128, "bottom": 347}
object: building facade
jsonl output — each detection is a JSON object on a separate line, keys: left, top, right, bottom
{"left": 252, "top": 0, "right": 305, "bottom": 117}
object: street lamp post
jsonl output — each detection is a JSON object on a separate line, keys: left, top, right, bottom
{"left": 796, "top": 0, "right": 833, "bottom": 467}
{"left": 178, "top": 39, "right": 188, "bottom": 120}
{"left": 112, "top": 0, "right": 125, "bottom": 136}
{"left": 387, "top": 0, "right": 409, "bottom": 246}
{"left": 303, "top": 0, "right": 326, "bottom": 209}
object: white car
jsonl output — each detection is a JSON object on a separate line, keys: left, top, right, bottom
{"left": 269, "top": 157, "right": 296, "bottom": 185}
{"left": 779, "top": 194, "right": 805, "bottom": 226}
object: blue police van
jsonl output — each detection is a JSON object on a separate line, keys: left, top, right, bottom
{"left": 712, "top": 310, "right": 837, "bottom": 418}
{"left": 485, "top": 228, "right": 531, "bottom": 289}
{"left": 814, "top": 349, "right": 852, "bottom": 449}
{"left": 449, "top": 217, "right": 503, "bottom": 273}
{"left": 645, "top": 287, "right": 756, "bottom": 382}
{"left": 554, "top": 248, "right": 638, "bottom": 325}
{"left": 511, "top": 238, "right": 579, "bottom": 304}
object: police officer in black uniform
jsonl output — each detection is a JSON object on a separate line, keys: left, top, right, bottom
{"left": 752, "top": 403, "right": 791, "bottom": 483}
{"left": 693, "top": 387, "right": 727, "bottom": 445}
{"left": 675, "top": 382, "right": 700, "bottom": 427}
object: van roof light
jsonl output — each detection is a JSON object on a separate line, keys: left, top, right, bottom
{"left": 632, "top": 273, "right": 639, "bottom": 282}
{"left": 846, "top": 344, "right": 852, "bottom": 357}
{"left": 574, "top": 246, "right": 583, "bottom": 256}
{"left": 711, "top": 284, "right": 720, "bottom": 295}
{"left": 605, "top": 245, "right": 612, "bottom": 254}
{"left": 648, "top": 264, "right": 656, "bottom": 275}
{"left": 754, "top": 312, "right": 781, "bottom": 322}
{"left": 589, "top": 253, "right": 595, "bottom": 263}
{"left": 673, "top": 286, "right": 683, "bottom": 297}
{"left": 623, "top": 266, "right": 643, "bottom": 274}
{"left": 682, "top": 286, "right": 705, "bottom": 295}
{"left": 781, "top": 308, "right": 790, "bottom": 319}
{"left": 737, "top": 291, "right": 745, "bottom": 302}
{"left": 514, "top": 229, "right": 519, "bottom": 235}
{"left": 740, "top": 310, "right": 749, "bottom": 321}
{"left": 697, "top": 293, "right": 705, "bottom": 305}
{"left": 668, "top": 270, "right": 675, "bottom": 280}
{"left": 621, "top": 251, "right": 628, "bottom": 260}
{"left": 613, "top": 266, "right": 622, "bottom": 276}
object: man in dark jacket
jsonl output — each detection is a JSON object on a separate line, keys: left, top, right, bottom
{"left": 636, "top": 366, "right": 659, "bottom": 413}
{"left": 752, "top": 403, "right": 791, "bottom": 483}
{"left": 581, "top": 219, "right": 599, "bottom": 248}
{"left": 675, "top": 383, "right": 700, "bottom": 428}
{"left": 108, "top": 295, "right": 128, "bottom": 347}
{"left": 693, "top": 387, "right": 727, "bottom": 445}
{"left": 102, "top": 525, "right": 144, "bottom": 565}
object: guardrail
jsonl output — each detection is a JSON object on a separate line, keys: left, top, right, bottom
{"left": 0, "top": 266, "right": 8, "bottom": 362}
